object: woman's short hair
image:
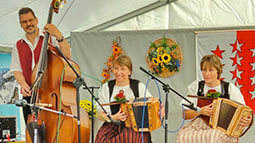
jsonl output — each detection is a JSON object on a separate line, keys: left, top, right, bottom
{"left": 200, "top": 54, "right": 223, "bottom": 76}
{"left": 113, "top": 55, "right": 133, "bottom": 74}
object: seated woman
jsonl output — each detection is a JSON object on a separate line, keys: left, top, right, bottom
{"left": 95, "top": 55, "right": 164, "bottom": 143}
{"left": 176, "top": 54, "right": 252, "bottom": 143}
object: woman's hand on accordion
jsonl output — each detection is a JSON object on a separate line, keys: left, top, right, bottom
{"left": 159, "top": 104, "right": 165, "bottom": 118}
{"left": 111, "top": 109, "right": 128, "bottom": 121}
{"left": 239, "top": 114, "right": 252, "bottom": 128}
{"left": 199, "top": 103, "right": 213, "bottom": 117}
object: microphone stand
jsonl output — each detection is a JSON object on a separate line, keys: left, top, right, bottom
{"left": 84, "top": 86, "right": 100, "bottom": 143}
{"left": 139, "top": 67, "right": 198, "bottom": 143}
{"left": 54, "top": 46, "right": 118, "bottom": 142}
{"left": 29, "top": 72, "right": 44, "bottom": 143}
{"left": 15, "top": 100, "right": 77, "bottom": 143}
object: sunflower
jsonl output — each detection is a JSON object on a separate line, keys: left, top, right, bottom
{"left": 161, "top": 67, "right": 168, "bottom": 72}
{"left": 103, "top": 68, "right": 108, "bottom": 72}
{"left": 157, "top": 55, "right": 163, "bottom": 64}
{"left": 160, "top": 62, "right": 165, "bottom": 68}
{"left": 102, "top": 38, "right": 124, "bottom": 83}
{"left": 112, "top": 45, "right": 121, "bottom": 54}
{"left": 108, "top": 57, "right": 113, "bottom": 62}
{"left": 162, "top": 53, "right": 171, "bottom": 63}
{"left": 157, "top": 47, "right": 164, "bottom": 54}
{"left": 101, "top": 72, "right": 110, "bottom": 78}
{"left": 113, "top": 40, "right": 118, "bottom": 46}
{"left": 152, "top": 58, "right": 159, "bottom": 65}
{"left": 106, "top": 62, "right": 113, "bottom": 68}
{"left": 147, "top": 37, "right": 182, "bottom": 77}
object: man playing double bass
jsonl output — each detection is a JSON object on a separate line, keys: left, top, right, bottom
{"left": 10, "top": 7, "right": 71, "bottom": 122}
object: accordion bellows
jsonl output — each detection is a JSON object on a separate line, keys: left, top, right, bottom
{"left": 209, "top": 98, "right": 253, "bottom": 137}
{"left": 121, "top": 97, "right": 161, "bottom": 132}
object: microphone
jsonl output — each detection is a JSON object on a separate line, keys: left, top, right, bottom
{"left": 15, "top": 99, "right": 52, "bottom": 108}
{"left": 15, "top": 99, "right": 27, "bottom": 107}
{"left": 182, "top": 103, "right": 201, "bottom": 112}
{"left": 105, "top": 114, "right": 122, "bottom": 125}
{"left": 37, "top": 103, "right": 52, "bottom": 107}
{"left": 107, "top": 119, "right": 122, "bottom": 125}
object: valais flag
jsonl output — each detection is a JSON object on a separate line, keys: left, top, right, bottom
{"left": 196, "top": 30, "right": 255, "bottom": 111}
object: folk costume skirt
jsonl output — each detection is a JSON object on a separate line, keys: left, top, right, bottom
{"left": 176, "top": 117, "right": 239, "bottom": 143}
{"left": 95, "top": 122, "right": 151, "bottom": 143}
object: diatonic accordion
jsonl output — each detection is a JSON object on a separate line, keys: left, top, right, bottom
{"left": 120, "top": 97, "right": 161, "bottom": 132}
{"left": 209, "top": 98, "right": 253, "bottom": 137}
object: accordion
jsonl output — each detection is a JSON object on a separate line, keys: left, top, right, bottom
{"left": 120, "top": 97, "right": 161, "bottom": 132}
{"left": 209, "top": 98, "right": 253, "bottom": 137}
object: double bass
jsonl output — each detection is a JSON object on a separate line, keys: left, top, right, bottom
{"left": 26, "top": 0, "right": 90, "bottom": 142}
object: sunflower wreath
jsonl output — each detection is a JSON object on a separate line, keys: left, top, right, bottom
{"left": 101, "top": 37, "right": 123, "bottom": 83}
{"left": 146, "top": 36, "right": 182, "bottom": 78}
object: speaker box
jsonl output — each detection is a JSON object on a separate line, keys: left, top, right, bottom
{"left": 0, "top": 116, "right": 16, "bottom": 141}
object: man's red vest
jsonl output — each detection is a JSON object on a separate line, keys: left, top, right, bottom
{"left": 16, "top": 36, "right": 43, "bottom": 86}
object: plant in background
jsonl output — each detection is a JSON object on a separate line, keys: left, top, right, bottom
{"left": 80, "top": 100, "right": 97, "bottom": 119}
{"left": 147, "top": 36, "right": 182, "bottom": 77}
{"left": 101, "top": 37, "right": 123, "bottom": 83}
{"left": 206, "top": 89, "right": 221, "bottom": 98}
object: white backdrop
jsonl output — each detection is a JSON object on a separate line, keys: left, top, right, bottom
{"left": 71, "top": 28, "right": 254, "bottom": 143}
{"left": 70, "top": 29, "right": 196, "bottom": 143}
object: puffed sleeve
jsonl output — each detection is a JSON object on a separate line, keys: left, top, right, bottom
{"left": 138, "top": 82, "right": 152, "bottom": 98}
{"left": 228, "top": 83, "right": 245, "bottom": 105}
{"left": 180, "top": 80, "right": 198, "bottom": 110}
{"left": 96, "top": 83, "right": 111, "bottom": 114}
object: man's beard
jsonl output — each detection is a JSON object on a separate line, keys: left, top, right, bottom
{"left": 26, "top": 26, "right": 36, "bottom": 34}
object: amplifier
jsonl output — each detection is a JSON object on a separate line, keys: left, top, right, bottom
{"left": 0, "top": 116, "right": 16, "bottom": 141}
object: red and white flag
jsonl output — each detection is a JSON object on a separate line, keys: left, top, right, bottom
{"left": 196, "top": 30, "right": 255, "bottom": 111}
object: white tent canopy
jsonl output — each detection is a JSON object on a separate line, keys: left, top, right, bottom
{"left": 1, "top": 0, "right": 255, "bottom": 48}
{"left": 0, "top": 0, "right": 165, "bottom": 47}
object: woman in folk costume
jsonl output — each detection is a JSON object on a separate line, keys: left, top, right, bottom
{"left": 95, "top": 55, "right": 164, "bottom": 143}
{"left": 176, "top": 54, "right": 252, "bottom": 143}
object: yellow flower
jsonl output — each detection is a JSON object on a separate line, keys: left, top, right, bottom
{"left": 101, "top": 72, "right": 110, "bottom": 78}
{"left": 113, "top": 40, "right": 118, "bottom": 46}
{"left": 157, "top": 47, "right": 164, "bottom": 54}
{"left": 160, "top": 62, "right": 164, "bottom": 68}
{"left": 112, "top": 46, "right": 121, "bottom": 54}
{"left": 106, "top": 62, "right": 113, "bottom": 68}
{"left": 152, "top": 58, "right": 159, "bottom": 65}
{"left": 162, "top": 53, "right": 171, "bottom": 63}
{"left": 161, "top": 67, "right": 168, "bottom": 72}
{"left": 80, "top": 100, "right": 97, "bottom": 119}
{"left": 157, "top": 55, "right": 163, "bottom": 64}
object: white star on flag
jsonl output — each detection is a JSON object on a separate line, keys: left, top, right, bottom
{"left": 236, "top": 40, "right": 243, "bottom": 52}
{"left": 236, "top": 68, "right": 243, "bottom": 79}
{"left": 250, "top": 90, "right": 255, "bottom": 100}
{"left": 236, "top": 54, "right": 243, "bottom": 66}
{"left": 233, "top": 78, "right": 243, "bottom": 89}
{"left": 251, "top": 76, "right": 255, "bottom": 85}
{"left": 250, "top": 48, "right": 255, "bottom": 57}
{"left": 251, "top": 62, "right": 255, "bottom": 71}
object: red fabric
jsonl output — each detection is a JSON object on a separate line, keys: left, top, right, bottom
{"left": 7, "top": 134, "right": 11, "bottom": 141}
{"left": 16, "top": 36, "right": 43, "bottom": 86}
{"left": 197, "top": 98, "right": 213, "bottom": 124}
{"left": 95, "top": 122, "right": 151, "bottom": 143}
